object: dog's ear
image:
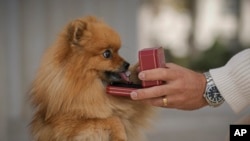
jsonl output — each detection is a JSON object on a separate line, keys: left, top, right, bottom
{"left": 67, "top": 20, "right": 88, "bottom": 46}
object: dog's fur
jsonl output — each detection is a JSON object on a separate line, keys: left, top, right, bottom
{"left": 30, "top": 16, "right": 153, "bottom": 141}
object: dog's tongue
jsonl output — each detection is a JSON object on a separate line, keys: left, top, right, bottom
{"left": 119, "top": 71, "right": 131, "bottom": 83}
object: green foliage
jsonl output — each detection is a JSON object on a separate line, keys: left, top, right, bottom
{"left": 165, "top": 40, "right": 246, "bottom": 72}
{"left": 189, "top": 41, "right": 233, "bottom": 71}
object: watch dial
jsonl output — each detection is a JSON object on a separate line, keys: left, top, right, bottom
{"left": 207, "top": 85, "right": 224, "bottom": 103}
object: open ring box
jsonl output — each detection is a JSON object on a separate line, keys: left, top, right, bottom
{"left": 106, "top": 47, "right": 166, "bottom": 97}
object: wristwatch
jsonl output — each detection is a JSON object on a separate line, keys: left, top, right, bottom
{"left": 203, "top": 72, "right": 225, "bottom": 107}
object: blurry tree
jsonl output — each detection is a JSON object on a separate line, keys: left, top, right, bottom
{"left": 189, "top": 40, "right": 233, "bottom": 71}
{"left": 142, "top": 0, "right": 249, "bottom": 71}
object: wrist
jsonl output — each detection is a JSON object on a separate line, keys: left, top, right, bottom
{"left": 198, "top": 73, "right": 209, "bottom": 107}
{"left": 199, "top": 73, "right": 207, "bottom": 96}
{"left": 203, "top": 72, "right": 225, "bottom": 107}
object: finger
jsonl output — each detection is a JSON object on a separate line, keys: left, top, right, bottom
{"left": 141, "top": 97, "right": 165, "bottom": 107}
{"left": 165, "top": 63, "right": 178, "bottom": 68}
{"left": 140, "top": 95, "right": 174, "bottom": 108}
{"left": 140, "top": 91, "right": 208, "bottom": 110}
{"left": 140, "top": 93, "right": 188, "bottom": 109}
{"left": 138, "top": 67, "right": 177, "bottom": 81}
{"left": 130, "top": 85, "right": 168, "bottom": 100}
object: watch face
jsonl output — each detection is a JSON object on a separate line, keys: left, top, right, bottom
{"left": 206, "top": 85, "right": 224, "bottom": 103}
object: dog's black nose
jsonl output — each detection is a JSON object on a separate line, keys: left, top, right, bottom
{"left": 123, "top": 62, "right": 130, "bottom": 70}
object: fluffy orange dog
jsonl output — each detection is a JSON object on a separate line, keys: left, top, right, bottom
{"left": 30, "top": 16, "right": 152, "bottom": 141}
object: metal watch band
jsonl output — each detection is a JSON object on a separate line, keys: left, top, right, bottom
{"left": 203, "top": 72, "right": 225, "bottom": 107}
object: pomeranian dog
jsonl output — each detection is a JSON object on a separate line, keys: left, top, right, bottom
{"left": 29, "top": 16, "right": 153, "bottom": 141}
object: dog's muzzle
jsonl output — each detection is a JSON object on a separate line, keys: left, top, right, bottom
{"left": 105, "top": 62, "right": 131, "bottom": 83}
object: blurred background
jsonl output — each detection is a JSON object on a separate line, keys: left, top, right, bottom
{"left": 0, "top": 0, "right": 250, "bottom": 141}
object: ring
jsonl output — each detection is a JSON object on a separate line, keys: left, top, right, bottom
{"left": 162, "top": 96, "right": 168, "bottom": 106}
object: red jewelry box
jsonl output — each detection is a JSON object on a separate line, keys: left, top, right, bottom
{"left": 106, "top": 47, "right": 166, "bottom": 97}
{"left": 139, "top": 47, "right": 165, "bottom": 87}
{"left": 106, "top": 83, "right": 142, "bottom": 97}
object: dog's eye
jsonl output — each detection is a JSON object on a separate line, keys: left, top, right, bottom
{"left": 103, "top": 50, "right": 112, "bottom": 59}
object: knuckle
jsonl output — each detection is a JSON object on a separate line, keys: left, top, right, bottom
{"left": 156, "top": 86, "right": 167, "bottom": 96}
{"left": 174, "top": 95, "right": 186, "bottom": 105}
{"left": 137, "top": 90, "right": 146, "bottom": 99}
{"left": 161, "top": 69, "right": 168, "bottom": 78}
{"left": 171, "top": 83, "right": 184, "bottom": 94}
{"left": 179, "top": 95, "right": 186, "bottom": 103}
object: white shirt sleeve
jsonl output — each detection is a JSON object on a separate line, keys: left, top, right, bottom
{"left": 209, "top": 49, "right": 250, "bottom": 113}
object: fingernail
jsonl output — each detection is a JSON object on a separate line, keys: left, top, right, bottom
{"left": 138, "top": 72, "right": 145, "bottom": 80}
{"left": 130, "top": 91, "right": 138, "bottom": 99}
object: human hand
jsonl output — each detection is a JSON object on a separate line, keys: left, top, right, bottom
{"left": 130, "top": 63, "right": 208, "bottom": 110}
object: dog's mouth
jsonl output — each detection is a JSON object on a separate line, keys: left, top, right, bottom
{"left": 104, "top": 70, "right": 131, "bottom": 84}
{"left": 102, "top": 61, "right": 131, "bottom": 85}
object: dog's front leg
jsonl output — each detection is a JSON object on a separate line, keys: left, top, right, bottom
{"left": 72, "top": 116, "right": 127, "bottom": 141}
{"left": 107, "top": 116, "right": 127, "bottom": 141}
